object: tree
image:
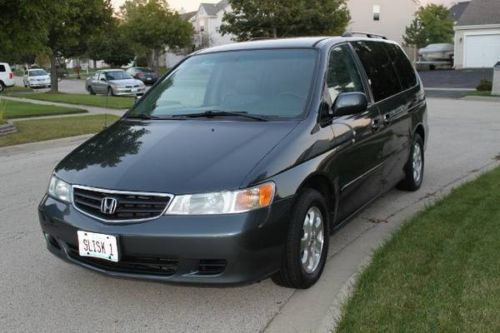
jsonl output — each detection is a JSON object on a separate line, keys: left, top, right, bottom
{"left": 220, "top": 0, "right": 350, "bottom": 41}
{"left": 87, "top": 20, "right": 135, "bottom": 67}
{"left": 120, "top": 0, "right": 193, "bottom": 73}
{"left": 46, "top": 0, "right": 113, "bottom": 92}
{"left": 0, "top": 1, "right": 55, "bottom": 63}
{"left": 403, "top": 4, "right": 454, "bottom": 48}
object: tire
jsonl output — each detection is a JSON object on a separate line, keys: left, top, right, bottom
{"left": 107, "top": 87, "right": 114, "bottom": 96}
{"left": 88, "top": 86, "right": 96, "bottom": 95}
{"left": 0, "top": 81, "right": 4, "bottom": 93}
{"left": 272, "top": 189, "right": 329, "bottom": 289}
{"left": 397, "top": 134, "right": 424, "bottom": 191}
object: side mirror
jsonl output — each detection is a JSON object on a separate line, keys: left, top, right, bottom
{"left": 100, "top": 77, "right": 107, "bottom": 82}
{"left": 332, "top": 92, "right": 368, "bottom": 117}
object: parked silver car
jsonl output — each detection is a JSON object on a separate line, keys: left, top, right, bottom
{"left": 86, "top": 69, "right": 146, "bottom": 96}
{"left": 418, "top": 43, "right": 454, "bottom": 62}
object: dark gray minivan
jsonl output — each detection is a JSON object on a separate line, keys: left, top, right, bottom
{"left": 39, "top": 36, "right": 428, "bottom": 289}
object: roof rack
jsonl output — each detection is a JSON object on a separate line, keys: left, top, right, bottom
{"left": 342, "top": 31, "right": 387, "bottom": 40}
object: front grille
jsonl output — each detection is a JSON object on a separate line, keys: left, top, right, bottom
{"left": 73, "top": 186, "right": 172, "bottom": 222}
{"left": 67, "top": 248, "right": 178, "bottom": 276}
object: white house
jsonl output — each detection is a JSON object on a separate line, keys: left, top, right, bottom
{"left": 453, "top": 0, "right": 500, "bottom": 68}
{"left": 346, "top": 0, "right": 420, "bottom": 45}
{"left": 190, "top": 0, "right": 234, "bottom": 48}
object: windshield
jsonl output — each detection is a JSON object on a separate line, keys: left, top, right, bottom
{"left": 105, "top": 71, "right": 131, "bottom": 80}
{"left": 128, "top": 49, "right": 318, "bottom": 120}
{"left": 29, "top": 69, "right": 48, "bottom": 76}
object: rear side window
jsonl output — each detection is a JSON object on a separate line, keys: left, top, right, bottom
{"left": 386, "top": 44, "right": 417, "bottom": 90}
{"left": 352, "top": 41, "right": 401, "bottom": 102}
{"left": 0, "top": 65, "right": 5, "bottom": 72}
{"left": 326, "top": 44, "right": 365, "bottom": 102}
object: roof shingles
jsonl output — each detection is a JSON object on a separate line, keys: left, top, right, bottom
{"left": 457, "top": 0, "right": 500, "bottom": 26}
{"left": 200, "top": 0, "right": 229, "bottom": 16}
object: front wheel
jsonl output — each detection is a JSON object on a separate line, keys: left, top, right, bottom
{"left": 272, "top": 189, "right": 329, "bottom": 289}
{"left": 107, "top": 87, "right": 114, "bottom": 96}
{"left": 0, "top": 81, "right": 4, "bottom": 93}
{"left": 88, "top": 86, "right": 96, "bottom": 95}
{"left": 398, "top": 134, "right": 424, "bottom": 191}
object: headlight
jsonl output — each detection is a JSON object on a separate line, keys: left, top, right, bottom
{"left": 48, "top": 175, "right": 71, "bottom": 203}
{"left": 166, "top": 182, "right": 275, "bottom": 215}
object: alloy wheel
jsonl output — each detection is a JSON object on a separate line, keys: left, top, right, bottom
{"left": 413, "top": 142, "right": 423, "bottom": 184}
{"left": 300, "top": 206, "right": 324, "bottom": 274}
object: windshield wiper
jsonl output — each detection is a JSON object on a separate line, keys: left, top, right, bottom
{"left": 175, "top": 110, "right": 268, "bottom": 122}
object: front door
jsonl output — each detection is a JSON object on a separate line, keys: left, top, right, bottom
{"left": 325, "top": 44, "right": 385, "bottom": 222}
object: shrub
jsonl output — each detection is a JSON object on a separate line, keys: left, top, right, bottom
{"left": 477, "top": 80, "right": 493, "bottom": 92}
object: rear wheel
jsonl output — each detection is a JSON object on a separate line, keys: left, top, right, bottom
{"left": 398, "top": 134, "right": 424, "bottom": 191}
{"left": 272, "top": 189, "right": 329, "bottom": 289}
{"left": 88, "top": 86, "right": 96, "bottom": 95}
{"left": 0, "top": 81, "right": 4, "bottom": 93}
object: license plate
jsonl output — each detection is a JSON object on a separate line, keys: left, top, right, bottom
{"left": 77, "top": 231, "right": 119, "bottom": 262}
{"left": 131, "top": 88, "right": 138, "bottom": 92}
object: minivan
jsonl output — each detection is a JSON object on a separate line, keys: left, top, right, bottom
{"left": 39, "top": 36, "right": 428, "bottom": 289}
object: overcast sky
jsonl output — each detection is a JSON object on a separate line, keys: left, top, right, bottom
{"left": 112, "top": 0, "right": 460, "bottom": 13}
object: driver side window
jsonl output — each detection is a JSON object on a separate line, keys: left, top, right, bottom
{"left": 326, "top": 45, "right": 365, "bottom": 103}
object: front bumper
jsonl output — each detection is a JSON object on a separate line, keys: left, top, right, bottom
{"left": 29, "top": 82, "right": 50, "bottom": 87}
{"left": 113, "top": 87, "right": 146, "bottom": 96}
{"left": 38, "top": 195, "right": 293, "bottom": 286}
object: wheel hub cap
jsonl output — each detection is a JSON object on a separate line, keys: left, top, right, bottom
{"left": 413, "top": 142, "right": 423, "bottom": 184}
{"left": 300, "top": 206, "right": 324, "bottom": 274}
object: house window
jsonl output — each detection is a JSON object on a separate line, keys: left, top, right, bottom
{"left": 373, "top": 5, "right": 380, "bottom": 21}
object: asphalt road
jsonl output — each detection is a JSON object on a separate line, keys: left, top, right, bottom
{"left": 1, "top": 98, "right": 500, "bottom": 333}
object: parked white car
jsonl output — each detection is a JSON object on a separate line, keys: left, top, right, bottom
{"left": 23, "top": 68, "right": 51, "bottom": 88}
{"left": 0, "top": 62, "right": 15, "bottom": 93}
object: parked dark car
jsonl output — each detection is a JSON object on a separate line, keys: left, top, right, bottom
{"left": 126, "top": 67, "right": 158, "bottom": 85}
{"left": 39, "top": 36, "right": 428, "bottom": 289}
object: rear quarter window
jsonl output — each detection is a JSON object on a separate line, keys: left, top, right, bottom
{"left": 386, "top": 44, "right": 417, "bottom": 90}
{"left": 352, "top": 41, "right": 402, "bottom": 102}
{"left": 0, "top": 65, "right": 5, "bottom": 72}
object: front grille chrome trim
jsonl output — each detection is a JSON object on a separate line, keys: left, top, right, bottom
{"left": 71, "top": 185, "right": 174, "bottom": 223}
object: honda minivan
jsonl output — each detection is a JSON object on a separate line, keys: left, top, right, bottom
{"left": 39, "top": 36, "right": 428, "bottom": 289}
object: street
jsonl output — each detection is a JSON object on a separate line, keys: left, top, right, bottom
{"left": 1, "top": 97, "right": 500, "bottom": 333}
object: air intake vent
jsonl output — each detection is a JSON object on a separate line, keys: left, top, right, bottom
{"left": 197, "top": 259, "right": 227, "bottom": 275}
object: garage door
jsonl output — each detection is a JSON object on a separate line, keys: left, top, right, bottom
{"left": 464, "top": 34, "right": 500, "bottom": 68}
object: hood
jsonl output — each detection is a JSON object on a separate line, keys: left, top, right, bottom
{"left": 109, "top": 79, "right": 142, "bottom": 86}
{"left": 55, "top": 119, "right": 298, "bottom": 194}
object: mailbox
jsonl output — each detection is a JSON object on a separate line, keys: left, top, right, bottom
{"left": 493, "top": 62, "right": 500, "bottom": 96}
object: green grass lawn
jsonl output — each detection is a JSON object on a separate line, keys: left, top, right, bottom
{"left": 338, "top": 166, "right": 500, "bottom": 333}
{"left": 0, "top": 99, "right": 86, "bottom": 119}
{"left": 8, "top": 92, "right": 134, "bottom": 109}
{"left": 465, "top": 91, "right": 500, "bottom": 98}
{"left": 0, "top": 114, "right": 119, "bottom": 147}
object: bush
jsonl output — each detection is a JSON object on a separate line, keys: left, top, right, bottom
{"left": 477, "top": 80, "right": 493, "bottom": 92}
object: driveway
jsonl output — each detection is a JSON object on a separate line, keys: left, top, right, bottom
{"left": 1, "top": 98, "right": 500, "bottom": 332}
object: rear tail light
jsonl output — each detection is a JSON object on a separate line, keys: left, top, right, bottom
{"left": 9, "top": 73, "right": 13, "bottom": 79}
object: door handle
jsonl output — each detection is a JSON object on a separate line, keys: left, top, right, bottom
{"left": 371, "top": 118, "right": 381, "bottom": 131}
{"left": 383, "top": 113, "right": 391, "bottom": 125}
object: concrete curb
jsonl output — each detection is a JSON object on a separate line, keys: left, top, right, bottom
{"left": 462, "top": 95, "right": 500, "bottom": 103}
{"left": 265, "top": 159, "right": 500, "bottom": 333}
{"left": 0, "top": 134, "right": 93, "bottom": 156}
